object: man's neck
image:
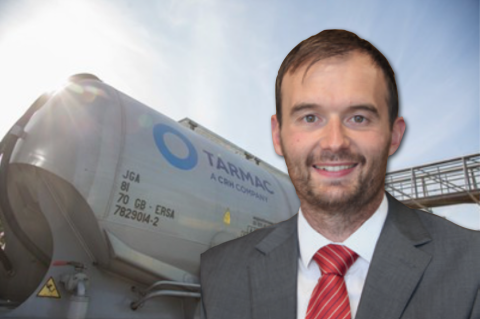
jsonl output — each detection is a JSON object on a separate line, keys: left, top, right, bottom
{"left": 300, "top": 192, "right": 385, "bottom": 242}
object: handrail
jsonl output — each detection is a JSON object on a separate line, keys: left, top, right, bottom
{"left": 130, "top": 280, "right": 201, "bottom": 310}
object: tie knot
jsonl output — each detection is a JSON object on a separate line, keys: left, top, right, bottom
{"left": 313, "top": 244, "right": 358, "bottom": 276}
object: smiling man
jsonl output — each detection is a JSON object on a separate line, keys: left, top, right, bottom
{"left": 200, "top": 30, "right": 480, "bottom": 319}
{"left": 274, "top": 50, "right": 404, "bottom": 245}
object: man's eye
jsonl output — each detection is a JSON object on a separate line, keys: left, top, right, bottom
{"left": 352, "top": 115, "right": 366, "bottom": 123}
{"left": 304, "top": 115, "right": 317, "bottom": 123}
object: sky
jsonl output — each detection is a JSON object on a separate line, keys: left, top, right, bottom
{"left": 0, "top": 0, "right": 478, "bottom": 229}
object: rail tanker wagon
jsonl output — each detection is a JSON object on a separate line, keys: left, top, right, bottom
{"left": 0, "top": 75, "right": 299, "bottom": 319}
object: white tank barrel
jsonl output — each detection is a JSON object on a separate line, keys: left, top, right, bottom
{"left": 0, "top": 75, "right": 299, "bottom": 318}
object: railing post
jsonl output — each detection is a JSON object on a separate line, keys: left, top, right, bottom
{"left": 462, "top": 157, "right": 471, "bottom": 191}
{"left": 400, "top": 175, "right": 404, "bottom": 199}
{"left": 437, "top": 166, "right": 443, "bottom": 195}
{"left": 471, "top": 169, "right": 478, "bottom": 190}
{"left": 411, "top": 168, "right": 418, "bottom": 199}
{"left": 422, "top": 177, "right": 428, "bottom": 197}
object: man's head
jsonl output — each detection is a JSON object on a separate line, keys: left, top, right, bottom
{"left": 271, "top": 30, "right": 405, "bottom": 215}
{"left": 275, "top": 29, "right": 398, "bottom": 128}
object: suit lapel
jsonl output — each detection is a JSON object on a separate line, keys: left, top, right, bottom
{"left": 249, "top": 215, "right": 298, "bottom": 319}
{"left": 356, "top": 194, "right": 432, "bottom": 319}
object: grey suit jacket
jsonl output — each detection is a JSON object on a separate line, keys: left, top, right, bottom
{"left": 200, "top": 193, "right": 480, "bottom": 319}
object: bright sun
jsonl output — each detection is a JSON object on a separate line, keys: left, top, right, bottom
{"left": 0, "top": 0, "right": 147, "bottom": 139}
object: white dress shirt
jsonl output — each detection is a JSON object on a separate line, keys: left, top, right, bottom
{"left": 297, "top": 194, "right": 388, "bottom": 319}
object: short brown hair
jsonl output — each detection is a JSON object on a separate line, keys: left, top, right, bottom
{"left": 275, "top": 29, "right": 398, "bottom": 127}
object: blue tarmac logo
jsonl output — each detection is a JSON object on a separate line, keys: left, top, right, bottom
{"left": 153, "top": 124, "right": 198, "bottom": 170}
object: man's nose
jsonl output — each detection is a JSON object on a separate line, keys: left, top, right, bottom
{"left": 319, "top": 118, "right": 350, "bottom": 151}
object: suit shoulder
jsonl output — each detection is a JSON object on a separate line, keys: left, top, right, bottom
{"left": 414, "top": 208, "right": 479, "bottom": 239}
{"left": 413, "top": 209, "right": 480, "bottom": 262}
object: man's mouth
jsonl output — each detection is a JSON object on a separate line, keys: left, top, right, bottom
{"left": 313, "top": 164, "right": 357, "bottom": 171}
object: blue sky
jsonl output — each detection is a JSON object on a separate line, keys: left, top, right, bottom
{"left": 0, "top": 0, "right": 478, "bottom": 229}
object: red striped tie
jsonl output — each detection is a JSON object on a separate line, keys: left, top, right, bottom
{"left": 306, "top": 244, "right": 359, "bottom": 319}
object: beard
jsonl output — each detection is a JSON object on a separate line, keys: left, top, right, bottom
{"left": 283, "top": 145, "right": 389, "bottom": 215}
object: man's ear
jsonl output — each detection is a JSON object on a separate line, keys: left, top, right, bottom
{"left": 271, "top": 114, "right": 284, "bottom": 156}
{"left": 389, "top": 117, "right": 406, "bottom": 156}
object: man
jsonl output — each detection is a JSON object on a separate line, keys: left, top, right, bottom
{"left": 200, "top": 30, "right": 480, "bottom": 319}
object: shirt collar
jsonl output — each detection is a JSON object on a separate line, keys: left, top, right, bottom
{"left": 297, "top": 193, "right": 388, "bottom": 268}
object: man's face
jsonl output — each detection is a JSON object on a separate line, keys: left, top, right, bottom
{"left": 271, "top": 52, "right": 405, "bottom": 212}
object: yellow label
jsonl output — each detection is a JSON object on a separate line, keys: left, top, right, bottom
{"left": 37, "top": 277, "right": 60, "bottom": 299}
{"left": 223, "top": 209, "right": 231, "bottom": 225}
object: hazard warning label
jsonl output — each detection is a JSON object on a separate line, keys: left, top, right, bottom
{"left": 37, "top": 277, "right": 61, "bottom": 299}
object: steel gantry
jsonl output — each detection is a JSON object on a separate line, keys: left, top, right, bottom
{"left": 385, "top": 153, "right": 480, "bottom": 210}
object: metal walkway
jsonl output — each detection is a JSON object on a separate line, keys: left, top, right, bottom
{"left": 386, "top": 153, "right": 480, "bottom": 209}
